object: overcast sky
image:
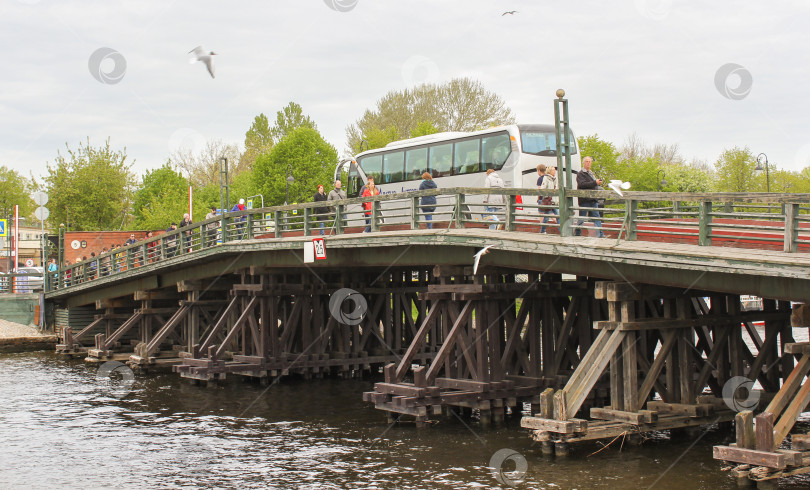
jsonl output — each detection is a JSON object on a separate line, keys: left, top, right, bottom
{"left": 2, "top": 0, "right": 810, "bottom": 182}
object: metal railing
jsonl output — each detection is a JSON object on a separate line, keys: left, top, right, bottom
{"left": 47, "top": 188, "right": 810, "bottom": 292}
{"left": 1, "top": 273, "right": 45, "bottom": 294}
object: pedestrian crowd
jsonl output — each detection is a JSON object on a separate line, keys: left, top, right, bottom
{"left": 56, "top": 156, "right": 606, "bottom": 286}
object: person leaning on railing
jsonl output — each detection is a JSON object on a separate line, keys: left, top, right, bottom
{"left": 327, "top": 180, "right": 346, "bottom": 230}
{"left": 574, "top": 156, "right": 605, "bottom": 238}
{"left": 418, "top": 172, "right": 437, "bottom": 229}
{"left": 484, "top": 168, "right": 505, "bottom": 230}
{"left": 539, "top": 165, "right": 559, "bottom": 233}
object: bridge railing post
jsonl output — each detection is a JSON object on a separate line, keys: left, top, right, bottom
{"left": 221, "top": 214, "right": 230, "bottom": 243}
{"left": 411, "top": 196, "right": 419, "bottom": 230}
{"left": 334, "top": 204, "right": 344, "bottom": 235}
{"left": 371, "top": 200, "right": 380, "bottom": 232}
{"left": 274, "top": 210, "right": 282, "bottom": 238}
{"left": 558, "top": 186, "right": 573, "bottom": 237}
{"left": 505, "top": 193, "right": 515, "bottom": 231}
{"left": 455, "top": 193, "right": 465, "bottom": 229}
{"left": 699, "top": 201, "right": 712, "bottom": 246}
{"left": 626, "top": 199, "right": 638, "bottom": 241}
{"left": 784, "top": 203, "right": 799, "bottom": 252}
{"left": 303, "top": 207, "right": 311, "bottom": 236}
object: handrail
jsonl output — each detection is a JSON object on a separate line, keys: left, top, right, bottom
{"left": 47, "top": 188, "right": 810, "bottom": 292}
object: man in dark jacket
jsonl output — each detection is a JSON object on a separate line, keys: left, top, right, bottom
{"left": 575, "top": 156, "right": 605, "bottom": 238}
{"left": 418, "top": 172, "right": 437, "bottom": 229}
{"left": 313, "top": 185, "right": 329, "bottom": 235}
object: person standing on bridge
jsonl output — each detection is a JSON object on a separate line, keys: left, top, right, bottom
{"left": 231, "top": 199, "right": 247, "bottom": 239}
{"left": 327, "top": 180, "right": 346, "bottom": 231}
{"left": 313, "top": 185, "right": 329, "bottom": 235}
{"left": 362, "top": 177, "right": 380, "bottom": 233}
{"left": 539, "top": 165, "right": 558, "bottom": 233}
{"left": 484, "top": 168, "right": 505, "bottom": 230}
{"left": 575, "top": 156, "right": 605, "bottom": 238}
{"left": 180, "top": 213, "right": 193, "bottom": 252}
{"left": 165, "top": 223, "right": 178, "bottom": 258}
{"left": 418, "top": 172, "right": 437, "bottom": 229}
{"left": 205, "top": 206, "right": 219, "bottom": 247}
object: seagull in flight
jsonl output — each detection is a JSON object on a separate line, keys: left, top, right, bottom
{"left": 607, "top": 180, "right": 632, "bottom": 197}
{"left": 473, "top": 245, "right": 495, "bottom": 275}
{"left": 189, "top": 46, "right": 217, "bottom": 78}
{"left": 502, "top": 10, "right": 518, "bottom": 16}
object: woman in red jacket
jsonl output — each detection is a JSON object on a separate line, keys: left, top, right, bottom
{"left": 361, "top": 177, "right": 379, "bottom": 233}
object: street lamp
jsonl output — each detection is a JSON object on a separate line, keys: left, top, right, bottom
{"left": 285, "top": 164, "right": 294, "bottom": 205}
{"left": 219, "top": 156, "right": 230, "bottom": 212}
{"left": 754, "top": 153, "right": 770, "bottom": 193}
{"left": 657, "top": 169, "right": 667, "bottom": 192}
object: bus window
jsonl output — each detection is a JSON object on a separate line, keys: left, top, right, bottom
{"left": 383, "top": 151, "right": 405, "bottom": 184}
{"left": 523, "top": 130, "right": 578, "bottom": 156}
{"left": 429, "top": 143, "right": 453, "bottom": 177}
{"left": 405, "top": 148, "right": 428, "bottom": 180}
{"left": 359, "top": 154, "right": 383, "bottom": 183}
{"left": 454, "top": 138, "right": 480, "bottom": 174}
{"left": 481, "top": 133, "right": 510, "bottom": 170}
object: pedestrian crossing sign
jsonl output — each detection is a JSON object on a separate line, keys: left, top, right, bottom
{"left": 0, "top": 219, "right": 6, "bottom": 237}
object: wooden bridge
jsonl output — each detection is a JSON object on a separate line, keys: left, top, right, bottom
{"left": 46, "top": 187, "right": 810, "bottom": 486}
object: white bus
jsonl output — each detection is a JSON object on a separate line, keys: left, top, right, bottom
{"left": 335, "top": 124, "right": 581, "bottom": 224}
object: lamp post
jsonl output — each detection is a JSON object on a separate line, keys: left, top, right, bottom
{"left": 657, "top": 169, "right": 667, "bottom": 192}
{"left": 755, "top": 153, "right": 770, "bottom": 193}
{"left": 219, "top": 156, "right": 229, "bottom": 212}
{"left": 285, "top": 164, "right": 294, "bottom": 205}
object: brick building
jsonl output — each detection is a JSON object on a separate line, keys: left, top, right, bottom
{"left": 62, "top": 230, "right": 163, "bottom": 264}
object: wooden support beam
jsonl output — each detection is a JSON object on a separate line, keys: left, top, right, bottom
{"left": 424, "top": 301, "right": 473, "bottom": 384}
{"left": 756, "top": 412, "right": 775, "bottom": 452}
{"left": 773, "top": 375, "right": 810, "bottom": 450}
{"left": 736, "top": 411, "right": 756, "bottom": 449}
{"left": 394, "top": 301, "right": 442, "bottom": 382}
{"left": 713, "top": 446, "right": 794, "bottom": 469}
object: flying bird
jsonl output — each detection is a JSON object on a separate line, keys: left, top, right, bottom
{"left": 502, "top": 10, "right": 518, "bottom": 16}
{"left": 473, "top": 245, "right": 495, "bottom": 275}
{"left": 189, "top": 46, "right": 217, "bottom": 78}
{"left": 607, "top": 180, "right": 632, "bottom": 197}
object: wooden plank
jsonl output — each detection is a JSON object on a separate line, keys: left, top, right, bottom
{"left": 646, "top": 401, "right": 710, "bottom": 417}
{"left": 564, "top": 329, "right": 626, "bottom": 418}
{"left": 791, "top": 434, "right": 810, "bottom": 451}
{"left": 773, "top": 376, "right": 810, "bottom": 450}
{"left": 539, "top": 388, "right": 554, "bottom": 418}
{"left": 756, "top": 412, "right": 775, "bottom": 452}
{"left": 373, "top": 383, "right": 427, "bottom": 398}
{"left": 637, "top": 330, "right": 678, "bottom": 407}
{"left": 520, "top": 416, "right": 586, "bottom": 434}
{"left": 785, "top": 342, "right": 810, "bottom": 355}
{"left": 434, "top": 378, "right": 487, "bottom": 392}
{"left": 736, "top": 411, "right": 755, "bottom": 449}
{"left": 713, "top": 446, "right": 788, "bottom": 469}
{"left": 765, "top": 355, "right": 810, "bottom": 418}
{"left": 553, "top": 390, "right": 567, "bottom": 421}
{"left": 590, "top": 407, "right": 655, "bottom": 424}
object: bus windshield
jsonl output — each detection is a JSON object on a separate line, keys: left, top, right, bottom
{"left": 520, "top": 131, "right": 578, "bottom": 156}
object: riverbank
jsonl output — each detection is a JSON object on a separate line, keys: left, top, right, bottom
{"left": 0, "top": 319, "right": 57, "bottom": 353}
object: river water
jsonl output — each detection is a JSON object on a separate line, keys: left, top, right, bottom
{"left": 1, "top": 352, "right": 808, "bottom": 489}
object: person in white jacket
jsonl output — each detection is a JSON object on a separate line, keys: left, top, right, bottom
{"left": 483, "top": 169, "right": 505, "bottom": 230}
{"left": 539, "top": 166, "right": 559, "bottom": 233}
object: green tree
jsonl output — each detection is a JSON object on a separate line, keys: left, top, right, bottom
{"left": 254, "top": 127, "right": 338, "bottom": 206}
{"left": 133, "top": 162, "right": 189, "bottom": 229}
{"left": 239, "top": 113, "right": 274, "bottom": 170}
{"left": 577, "top": 134, "right": 620, "bottom": 180}
{"left": 271, "top": 102, "right": 317, "bottom": 143}
{"left": 43, "top": 139, "right": 136, "bottom": 231}
{"left": 713, "top": 147, "right": 756, "bottom": 192}
{"left": 346, "top": 77, "right": 514, "bottom": 153}
{"left": 0, "top": 166, "right": 35, "bottom": 221}
{"left": 410, "top": 121, "right": 440, "bottom": 138}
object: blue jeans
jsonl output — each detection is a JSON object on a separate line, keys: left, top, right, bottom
{"left": 319, "top": 221, "right": 325, "bottom": 235}
{"left": 575, "top": 201, "right": 604, "bottom": 237}
{"left": 540, "top": 208, "right": 559, "bottom": 234}
{"left": 364, "top": 216, "right": 371, "bottom": 233}
{"left": 423, "top": 206, "right": 435, "bottom": 229}
{"left": 485, "top": 206, "right": 501, "bottom": 230}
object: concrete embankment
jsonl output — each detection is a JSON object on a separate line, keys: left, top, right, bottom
{"left": 0, "top": 319, "right": 57, "bottom": 353}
